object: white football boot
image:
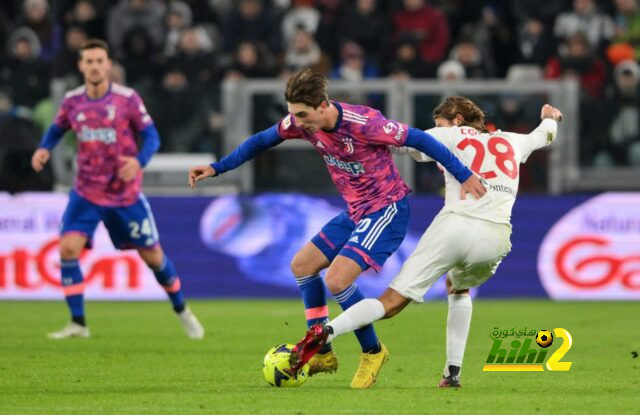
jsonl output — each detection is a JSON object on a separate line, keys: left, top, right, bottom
{"left": 47, "top": 322, "right": 90, "bottom": 339}
{"left": 178, "top": 307, "right": 205, "bottom": 339}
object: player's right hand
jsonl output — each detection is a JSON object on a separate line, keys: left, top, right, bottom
{"left": 188, "top": 165, "right": 216, "bottom": 189}
{"left": 31, "top": 148, "right": 50, "bottom": 172}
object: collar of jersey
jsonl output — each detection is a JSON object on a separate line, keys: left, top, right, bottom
{"left": 324, "top": 101, "right": 342, "bottom": 133}
{"left": 84, "top": 82, "right": 112, "bottom": 102}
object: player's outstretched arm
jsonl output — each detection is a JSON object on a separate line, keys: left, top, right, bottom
{"left": 187, "top": 124, "right": 283, "bottom": 189}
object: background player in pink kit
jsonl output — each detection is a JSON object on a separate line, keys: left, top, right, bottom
{"left": 289, "top": 96, "right": 563, "bottom": 388}
{"left": 188, "top": 69, "right": 486, "bottom": 388}
{"left": 31, "top": 39, "right": 204, "bottom": 340}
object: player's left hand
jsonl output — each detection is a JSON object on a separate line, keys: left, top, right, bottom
{"left": 118, "top": 156, "right": 141, "bottom": 182}
{"left": 460, "top": 174, "right": 487, "bottom": 200}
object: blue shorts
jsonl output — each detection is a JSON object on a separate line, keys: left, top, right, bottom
{"left": 61, "top": 190, "right": 160, "bottom": 250}
{"left": 311, "top": 196, "right": 410, "bottom": 271}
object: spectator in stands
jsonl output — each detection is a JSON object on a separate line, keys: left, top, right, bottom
{"left": 516, "top": 17, "right": 557, "bottom": 67}
{"left": 63, "top": 0, "right": 106, "bottom": 39}
{"left": 554, "top": 0, "right": 615, "bottom": 52}
{"left": 392, "top": 0, "right": 450, "bottom": 65}
{"left": 107, "top": 0, "right": 166, "bottom": 60}
{"left": 148, "top": 65, "right": 216, "bottom": 153}
{"left": 120, "top": 26, "right": 162, "bottom": 93}
{"left": 15, "top": 0, "right": 61, "bottom": 61}
{"left": 612, "top": 0, "right": 640, "bottom": 57}
{"left": 281, "top": 26, "right": 331, "bottom": 76}
{"left": 0, "top": 27, "right": 49, "bottom": 108}
{"left": 225, "top": 41, "right": 277, "bottom": 79}
{"left": 51, "top": 24, "right": 88, "bottom": 82}
{"left": 545, "top": 31, "right": 607, "bottom": 101}
{"left": 335, "top": 0, "right": 390, "bottom": 67}
{"left": 168, "top": 27, "right": 218, "bottom": 85}
{"left": 0, "top": 88, "right": 53, "bottom": 192}
{"left": 449, "top": 40, "right": 495, "bottom": 79}
{"left": 596, "top": 59, "right": 640, "bottom": 166}
{"left": 281, "top": 0, "right": 320, "bottom": 45}
{"left": 163, "top": 1, "right": 193, "bottom": 57}
{"left": 223, "top": 0, "right": 281, "bottom": 55}
{"left": 437, "top": 60, "right": 465, "bottom": 81}
{"left": 385, "top": 34, "right": 431, "bottom": 79}
{"left": 329, "top": 41, "right": 378, "bottom": 81}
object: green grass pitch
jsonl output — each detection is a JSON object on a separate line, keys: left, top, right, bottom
{"left": 0, "top": 300, "right": 638, "bottom": 414}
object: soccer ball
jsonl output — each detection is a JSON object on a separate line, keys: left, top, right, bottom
{"left": 536, "top": 330, "right": 554, "bottom": 348}
{"left": 262, "top": 343, "right": 310, "bottom": 387}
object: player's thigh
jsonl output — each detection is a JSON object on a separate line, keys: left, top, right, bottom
{"left": 60, "top": 190, "right": 101, "bottom": 257}
{"left": 388, "top": 212, "right": 462, "bottom": 303}
{"left": 324, "top": 254, "right": 363, "bottom": 294}
{"left": 449, "top": 220, "right": 512, "bottom": 290}
{"left": 290, "top": 241, "right": 331, "bottom": 277}
{"left": 338, "top": 196, "right": 410, "bottom": 273}
{"left": 102, "top": 194, "right": 160, "bottom": 250}
{"left": 296, "top": 211, "right": 355, "bottom": 276}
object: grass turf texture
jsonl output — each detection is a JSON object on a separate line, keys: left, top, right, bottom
{"left": 0, "top": 300, "right": 638, "bottom": 414}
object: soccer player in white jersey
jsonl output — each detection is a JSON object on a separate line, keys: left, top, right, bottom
{"left": 289, "top": 96, "right": 563, "bottom": 387}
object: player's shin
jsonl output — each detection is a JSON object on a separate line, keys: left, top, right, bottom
{"left": 326, "top": 298, "right": 385, "bottom": 342}
{"left": 151, "top": 256, "right": 185, "bottom": 313}
{"left": 296, "top": 274, "right": 332, "bottom": 353}
{"left": 334, "top": 284, "right": 381, "bottom": 353}
{"left": 445, "top": 293, "right": 472, "bottom": 376}
{"left": 61, "top": 259, "right": 86, "bottom": 326}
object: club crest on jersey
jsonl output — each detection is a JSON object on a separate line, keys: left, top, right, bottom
{"left": 342, "top": 137, "right": 354, "bottom": 154}
{"left": 106, "top": 105, "right": 116, "bottom": 121}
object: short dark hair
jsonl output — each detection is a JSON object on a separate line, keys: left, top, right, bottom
{"left": 79, "top": 38, "right": 111, "bottom": 60}
{"left": 284, "top": 68, "right": 329, "bottom": 108}
{"left": 433, "top": 96, "right": 487, "bottom": 133}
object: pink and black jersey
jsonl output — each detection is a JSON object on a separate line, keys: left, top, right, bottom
{"left": 277, "top": 102, "right": 410, "bottom": 222}
{"left": 54, "top": 83, "right": 153, "bottom": 206}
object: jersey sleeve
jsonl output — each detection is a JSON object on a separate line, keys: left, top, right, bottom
{"left": 276, "top": 114, "right": 304, "bottom": 140}
{"left": 129, "top": 91, "right": 154, "bottom": 131}
{"left": 53, "top": 97, "right": 72, "bottom": 129}
{"left": 409, "top": 127, "right": 456, "bottom": 162}
{"left": 362, "top": 111, "right": 409, "bottom": 146}
{"left": 516, "top": 118, "right": 557, "bottom": 162}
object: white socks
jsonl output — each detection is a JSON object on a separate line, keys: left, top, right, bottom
{"left": 326, "top": 298, "right": 386, "bottom": 343}
{"left": 444, "top": 294, "right": 472, "bottom": 376}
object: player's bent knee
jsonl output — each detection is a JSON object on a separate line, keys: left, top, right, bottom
{"left": 59, "top": 238, "right": 84, "bottom": 260}
{"left": 137, "top": 246, "right": 164, "bottom": 269}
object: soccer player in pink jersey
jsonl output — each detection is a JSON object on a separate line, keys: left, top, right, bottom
{"left": 289, "top": 96, "right": 563, "bottom": 388}
{"left": 31, "top": 39, "right": 204, "bottom": 340}
{"left": 189, "top": 69, "right": 485, "bottom": 388}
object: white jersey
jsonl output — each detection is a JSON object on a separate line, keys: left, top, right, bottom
{"left": 410, "top": 119, "right": 557, "bottom": 224}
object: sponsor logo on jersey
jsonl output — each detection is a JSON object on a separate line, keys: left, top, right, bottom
{"left": 383, "top": 121, "right": 405, "bottom": 141}
{"left": 78, "top": 125, "right": 117, "bottom": 144}
{"left": 323, "top": 154, "right": 365, "bottom": 175}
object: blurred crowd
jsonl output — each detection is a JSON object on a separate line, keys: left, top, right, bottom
{"left": 1, "top": 0, "right": 640, "bottom": 191}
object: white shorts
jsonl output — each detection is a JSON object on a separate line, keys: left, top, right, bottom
{"left": 389, "top": 212, "right": 512, "bottom": 302}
